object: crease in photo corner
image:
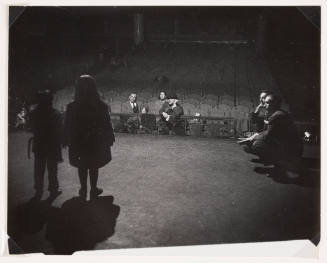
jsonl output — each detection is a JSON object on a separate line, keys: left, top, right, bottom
{"left": 293, "top": 240, "right": 319, "bottom": 258}
{"left": 8, "top": 6, "right": 26, "bottom": 28}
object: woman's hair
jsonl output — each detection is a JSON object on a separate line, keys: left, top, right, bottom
{"left": 266, "top": 93, "right": 282, "bottom": 108}
{"left": 158, "top": 91, "right": 166, "bottom": 100}
{"left": 74, "top": 75, "right": 100, "bottom": 105}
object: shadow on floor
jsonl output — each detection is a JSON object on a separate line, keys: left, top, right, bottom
{"left": 46, "top": 196, "right": 120, "bottom": 254}
{"left": 8, "top": 195, "right": 120, "bottom": 255}
{"left": 253, "top": 157, "right": 320, "bottom": 188}
{"left": 8, "top": 196, "right": 57, "bottom": 254}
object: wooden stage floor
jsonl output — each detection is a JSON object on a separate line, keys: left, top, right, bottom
{"left": 7, "top": 131, "right": 320, "bottom": 254}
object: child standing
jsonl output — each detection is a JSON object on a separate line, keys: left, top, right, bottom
{"left": 29, "top": 89, "right": 63, "bottom": 199}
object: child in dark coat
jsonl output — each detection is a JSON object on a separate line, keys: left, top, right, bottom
{"left": 29, "top": 89, "right": 63, "bottom": 199}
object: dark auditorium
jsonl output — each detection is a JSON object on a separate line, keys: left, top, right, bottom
{"left": 6, "top": 5, "right": 321, "bottom": 255}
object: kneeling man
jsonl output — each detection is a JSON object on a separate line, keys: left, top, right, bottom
{"left": 242, "top": 93, "right": 303, "bottom": 174}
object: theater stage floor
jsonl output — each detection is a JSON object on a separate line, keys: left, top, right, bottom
{"left": 7, "top": 131, "right": 320, "bottom": 255}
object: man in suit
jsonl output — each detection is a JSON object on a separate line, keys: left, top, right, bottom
{"left": 250, "top": 90, "right": 269, "bottom": 132}
{"left": 243, "top": 93, "right": 303, "bottom": 175}
{"left": 126, "top": 93, "right": 140, "bottom": 133}
{"left": 126, "top": 93, "right": 140, "bottom": 114}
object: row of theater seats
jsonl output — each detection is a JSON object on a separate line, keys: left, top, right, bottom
{"left": 53, "top": 88, "right": 254, "bottom": 134}
{"left": 53, "top": 87, "right": 255, "bottom": 118}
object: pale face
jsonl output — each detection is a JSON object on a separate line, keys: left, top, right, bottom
{"left": 129, "top": 94, "right": 137, "bottom": 103}
{"left": 264, "top": 96, "right": 273, "bottom": 112}
{"left": 260, "top": 92, "right": 267, "bottom": 104}
{"left": 159, "top": 92, "right": 166, "bottom": 100}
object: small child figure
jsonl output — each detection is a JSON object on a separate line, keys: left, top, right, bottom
{"left": 15, "top": 107, "right": 27, "bottom": 129}
{"left": 29, "top": 90, "right": 63, "bottom": 200}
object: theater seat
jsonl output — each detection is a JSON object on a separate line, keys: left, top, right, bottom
{"left": 210, "top": 106, "right": 221, "bottom": 118}
{"left": 199, "top": 103, "right": 213, "bottom": 117}
{"left": 204, "top": 98, "right": 218, "bottom": 107}
{"left": 139, "top": 91, "right": 152, "bottom": 101}
{"left": 110, "top": 101, "right": 122, "bottom": 113}
{"left": 220, "top": 94, "right": 234, "bottom": 107}
{"left": 182, "top": 102, "right": 197, "bottom": 116}
{"left": 184, "top": 98, "right": 200, "bottom": 107}
{"left": 218, "top": 103, "right": 232, "bottom": 117}
{"left": 147, "top": 101, "right": 160, "bottom": 114}
{"left": 113, "top": 95, "right": 126, "bottom": 103}
{"left": 104, "top": 90, "right": 118, "bottom": 102}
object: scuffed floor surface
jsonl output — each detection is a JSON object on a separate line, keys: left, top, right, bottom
{"left": 7, "top": 131, "right": 320, "bottom": 254}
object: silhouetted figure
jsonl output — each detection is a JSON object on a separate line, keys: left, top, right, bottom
{"left": 160, "top": 92, "right": 185, "bottom": 135}
{"left": 29, "top": 89, "right": 63, "bottom": 200}
{"left": 243, "top": 93, "right": 303, "bottom": 175}
{"left": 64, "top": 75, "right": 115, "bottom": 200}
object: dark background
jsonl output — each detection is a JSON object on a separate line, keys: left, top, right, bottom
{"left": 9, "top": 6, "right": 320, "bottom": 121}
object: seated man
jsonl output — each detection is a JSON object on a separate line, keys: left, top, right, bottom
{"left": 250, "top": 90, "right": 269, "bottom": 132}
{"left": 160, "top": 92, "right": 185, "bottom": 135}
{"left": 125, "top": 93, "right": 140, "bottom": 133}
{"left": 241, "top": 93, "right": 303, "bottom": 175}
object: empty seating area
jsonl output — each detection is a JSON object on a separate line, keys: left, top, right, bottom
{"left": 53, "top": 42, "right": 285, "bottom": 135}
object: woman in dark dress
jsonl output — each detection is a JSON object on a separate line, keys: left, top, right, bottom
{"left": 64, "top": 75, "right": 115, "bottom": 199}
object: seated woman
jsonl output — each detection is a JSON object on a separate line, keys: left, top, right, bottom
{"left": 160, "top": 92, "right": 185, "bottom": 135}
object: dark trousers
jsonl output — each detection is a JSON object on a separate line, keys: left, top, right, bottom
{"left": 157, "top": 119, "right": 169, "bottom": 134}
{"left": 158, "top": 119, "right": 185, "bottom": 135}
{"left": 34, "top": 155, "right": 59, "bottom": 192}
{"left": 126, "top": 116, "right": 139, "bottom": 133}
{"left": 243, "top": 139, "right": 301, "bottom": 168}
{"left": 78, "top": 168, "right": 99, "bottom": 191}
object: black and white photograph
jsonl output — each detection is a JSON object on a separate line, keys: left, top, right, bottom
{"left": 4, "top": 2, "right": 322, "bottom": 256}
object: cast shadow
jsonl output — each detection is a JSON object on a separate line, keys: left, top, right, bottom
{"left": 45, "top": 195, "right": 120, "bottom": 255}
{"left": 8, "top": 195, "right": 58, "bottom": 254}
{"left": 253, "top": 157, "right": 320, "bottom": 188}
{"left": 8, "top": 195, "right": 120, "bottom": 255}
